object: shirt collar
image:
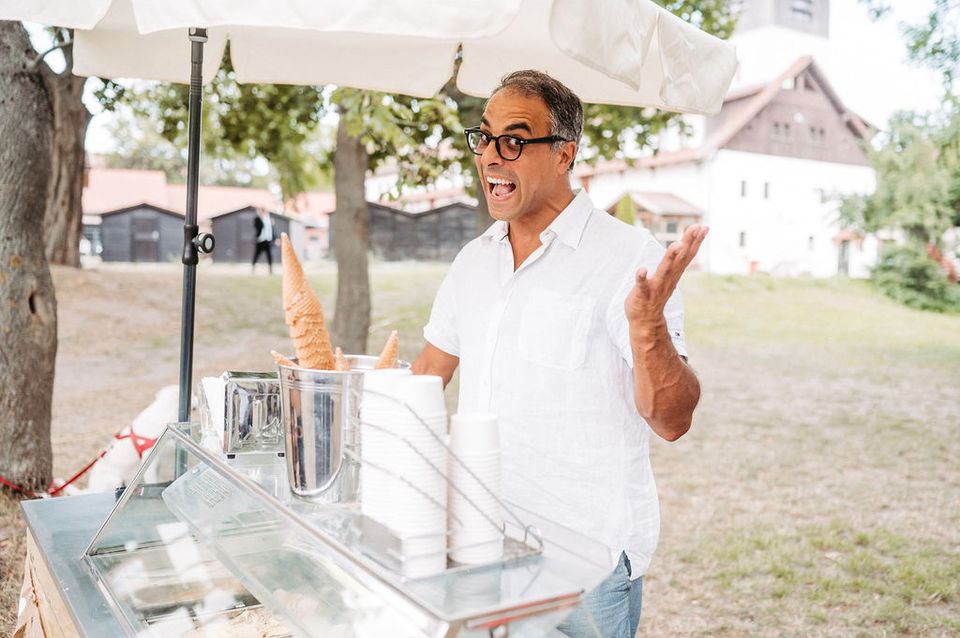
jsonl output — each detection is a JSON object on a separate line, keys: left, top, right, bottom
{"left": 544, "top": 189, "right": 593, "bottom": 249}
{"left": 481, "top": 189, "right": 594, "bottom": 249}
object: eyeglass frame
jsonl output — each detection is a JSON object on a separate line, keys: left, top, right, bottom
{"left": 464, "top": 126, "right": 571, "bottom": 161}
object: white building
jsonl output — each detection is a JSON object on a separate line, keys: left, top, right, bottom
{"left": 575, "top": 0, "right": 878, "bottom": 277}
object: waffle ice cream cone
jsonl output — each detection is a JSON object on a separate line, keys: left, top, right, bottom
{"left": 271, "top": 350, "right": 298, "bottom": 368}
{"left": 334, "top": 347, "right": 350, "bottom": 372}
{"left": 375, "top": 330, "right": 399, "bottom": 369}
{"left": 281, "top": 234, "right": 335, "bottom": 370}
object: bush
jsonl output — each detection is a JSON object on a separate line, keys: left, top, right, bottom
{"left": 872, "top": 245, "right": 960, "bottom": 312}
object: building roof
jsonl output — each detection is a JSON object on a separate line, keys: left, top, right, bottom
{"left": 367, "top": 200, "right": 477, "bottom": 219}
{"left": 615, "top": 191, "right": 703, "bottom": 217}
{"left": 82, "top": 167, "right": 334, "bottom": 225}
{"left": 575, "top": 56, "right": 873, "bottom": 178}
{"left": 82, "top": 168, "right": 170, "bottom": 213}
{"left": 97, "top": 202, "right": 185, "bottom": 219}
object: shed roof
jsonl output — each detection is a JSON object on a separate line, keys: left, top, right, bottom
{"left": 607, "top": 191, "right": 703, "bottom": 217}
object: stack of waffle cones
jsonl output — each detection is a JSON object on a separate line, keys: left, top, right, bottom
{"left": 271, "top": 234, "right": 399, "bottom": 371}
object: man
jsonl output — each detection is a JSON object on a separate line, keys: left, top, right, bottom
{"left": 412, "top": 70, "right": 706, "bottom": 638}
{"left": 252, "top": 209, "right": 274, "bottom": 274}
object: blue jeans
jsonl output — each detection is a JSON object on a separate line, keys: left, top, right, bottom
{"left": 556, "top": 552, "right": 643, "bottom": 638}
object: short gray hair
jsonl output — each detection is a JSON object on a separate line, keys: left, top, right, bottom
{"left": 491, "top": 70, "right": 582, "bottom": 171}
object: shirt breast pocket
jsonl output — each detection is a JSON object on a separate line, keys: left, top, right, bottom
{"left": 518, "top": 288, "right": 596, "bottom": 370}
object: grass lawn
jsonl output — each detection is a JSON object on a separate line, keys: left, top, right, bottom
{"left": 0, "top": 263, "right": 957, "bottom": 636}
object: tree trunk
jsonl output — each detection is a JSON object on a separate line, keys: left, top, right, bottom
{"left": 41, "top": 60, "right": 90, "bottom": 267}
{"left": 0, "top": 22, "right": 57, "bottom": 491}
{"left": 330, "top": 115, "right": 371, "bottom": 355}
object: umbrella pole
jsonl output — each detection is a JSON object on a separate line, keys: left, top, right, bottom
{"left": 177, "top": 28, "right": 210, "bottom": 463}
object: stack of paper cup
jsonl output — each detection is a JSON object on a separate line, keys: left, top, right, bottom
{"left": 360, "top": 371, "right": 448, "bottom": 577}
{"left": 448, "top": 413, "right": 503, "bottom": 565}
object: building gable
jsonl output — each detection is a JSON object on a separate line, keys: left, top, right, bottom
{"left": 711, "top": 61, "right": 870, "bottom": 166}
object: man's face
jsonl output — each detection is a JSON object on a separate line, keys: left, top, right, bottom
{"left": 476, "top": 89, "right": 572, "bottom": 223}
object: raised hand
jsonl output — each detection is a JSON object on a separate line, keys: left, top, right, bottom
{"left": 625, "top": 225, "right": 709, "bottom": 328}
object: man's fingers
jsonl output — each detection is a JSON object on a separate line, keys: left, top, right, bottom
{"left": 689, "top": 226, "right": 709, "bottom": 256}
{"left": 652, "top": 245, "right": 680, "bottom": 283}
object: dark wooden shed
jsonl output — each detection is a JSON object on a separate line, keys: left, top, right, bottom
{"left": 209, "top": 206, "right": 305, "bottom": 263}
{"left": 361, "top": 202, "right": 478, "bottom": 261}
{"left": 99, "top": 204, "right": 184, "bottom": 263}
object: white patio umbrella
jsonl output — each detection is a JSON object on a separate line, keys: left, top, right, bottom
{"left": 0, "top": 0, "right": 737, "bottom": 420}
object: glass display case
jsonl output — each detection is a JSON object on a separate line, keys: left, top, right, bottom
{"left": 80, "top": 425, "right": 613, "bottom": 637}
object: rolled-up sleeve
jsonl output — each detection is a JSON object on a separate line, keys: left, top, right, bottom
{"left": 605, "top": 238, "right": 688, "bottom": 366}
{"left": 423, "top": 268, "right": 460, "bottom": 357}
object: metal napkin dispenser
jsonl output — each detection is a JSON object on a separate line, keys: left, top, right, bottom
{"left": 222, "top": 371, "right": 283, "bottom": 455}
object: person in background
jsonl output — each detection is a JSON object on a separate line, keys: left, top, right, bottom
{"left": 252, "top": 209, "right": 274, "bottom": 274}
{"left": 412, "top": 70, "right": 707, "bottom": 638}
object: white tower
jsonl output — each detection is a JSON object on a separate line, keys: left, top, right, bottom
{"left": 731, "top": 0, "right": 832, "bottom": 87}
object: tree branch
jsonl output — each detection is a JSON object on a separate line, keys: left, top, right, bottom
{"left": 28, "top": 39, "right": 72, "bottom": 73}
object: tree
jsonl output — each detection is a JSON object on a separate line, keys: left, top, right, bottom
{"left": 103, "top": 46, "right": 327, "bottom": 201}
{"left": 0, "top": 21, "right": 57, "bottom": 490}
{"left": 840, "top": 109, "right": 960, "bottom": 308}
{"left": 100, "top": 106, "right": 277, "bottom": 189}
{"left": 112, "top": 58, "right": 460, "bottom": 354}
{"left": 615, "top": 194, "right": 638, "bottom": 226}
{"left": 329, "top": 88, "right": 460, "bottom": 353}
{"left": 859, "top": 0, "right": 960, "bottom": 91}
{"left": 841, "top": 111, "right": 960, "bottom": 246}
{"left": 18, "top": 27, "right": 92, "bottom": 268}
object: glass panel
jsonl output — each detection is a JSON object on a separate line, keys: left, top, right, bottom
{"left": 84, "top": 426, "right": 612, "bottom": 637}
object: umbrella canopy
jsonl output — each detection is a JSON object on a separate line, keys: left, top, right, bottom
{"left": 3, "top": 0, "right": 737, "bottom": 114}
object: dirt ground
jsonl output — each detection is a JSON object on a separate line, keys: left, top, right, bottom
{"left": 1, "top": 262, "right": 958, "bottom": 636}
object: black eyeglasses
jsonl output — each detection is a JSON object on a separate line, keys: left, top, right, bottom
{"left": 464, "top": 127, "right": 570, "bottom": 161}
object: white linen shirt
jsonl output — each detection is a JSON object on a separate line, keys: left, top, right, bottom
{"left": 423, "top": 190, "right": 686, "bottom": 576}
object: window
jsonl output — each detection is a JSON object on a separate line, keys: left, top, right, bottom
{"left": 808, "top": 235, "right": 815, "bottom": 251}
{"left": 740, "top": 180, "right": 748, "bottom": 198}
{"left": 763, "top": 182, "right": 770, "bottom": 199}
{"left": 739, "top": 231, "right": 747, "bottom": 248}
{"left": 791, "top": 0, "right": 814, "bottom": 22}
{"left": 809, "top": 126, "right": 826, "bottom": 144}
{"left": 773, "top": 122, "right": 791, "bottom": 141}
{"left": 666, "top": 221, "right": 679, "bottom": 234}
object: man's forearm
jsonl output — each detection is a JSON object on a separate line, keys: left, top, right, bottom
{"left": 629, "top": 319, "right": 701, "bottom": 441}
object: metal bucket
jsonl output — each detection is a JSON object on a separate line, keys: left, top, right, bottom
{"left": 277, "top": 354, "right": 408, "bottom": 501}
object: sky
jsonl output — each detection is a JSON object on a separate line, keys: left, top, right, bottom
{"left": 82, "top": 0, "right": 948, "bottom": 155}
{"left": 824, "top": 0, "right": 945, "bottom": 126}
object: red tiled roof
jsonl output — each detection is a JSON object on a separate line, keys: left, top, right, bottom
{"left": 83, "top": 168, "right": 334, "bottom": 224}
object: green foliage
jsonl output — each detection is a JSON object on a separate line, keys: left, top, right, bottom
{"left": 614, "top": 194, "right": 637, "bottom": 226}
{"left": 859, "top": 0, "right": 960, "bottom": 91}
{"left": 332, "top": 88, "right": 462, "bottom": 198}
{"left": 872, "top": 244, "right": 960, "bottom": 312}
{"left": 101, "top": 45, "right": 326, "bottom": 200}
{"left": 840, "top": 110, "right": 960, "bottom": 245}
{"left": 103, "top": 47, "right": 461, "bottom": 200}
{"left": 839, "top": 109, "right": 960, "bottom": 312}
{"left": 99, "top": 107, "right": 274, "bottom": 188}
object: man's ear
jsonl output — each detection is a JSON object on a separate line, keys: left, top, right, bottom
{"left": 556, "top": 141, "right": 576, "bottom": 174}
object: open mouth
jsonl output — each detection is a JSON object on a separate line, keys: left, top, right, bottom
{"left": 486, "top": 175, "right": 517, "bottom": 201}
